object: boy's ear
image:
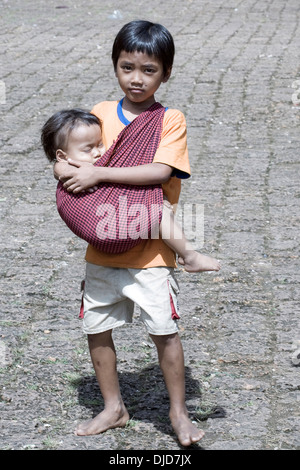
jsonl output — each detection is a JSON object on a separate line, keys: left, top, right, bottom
{"left": 163, "top": 67, "right": 172, "bottom": 83}
{"left": 56, "top": 149, "right": 67, "bottom": 161}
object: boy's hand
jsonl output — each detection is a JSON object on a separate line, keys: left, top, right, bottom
{"left": 59, "top": 159, "right": 99, "bottom": 193}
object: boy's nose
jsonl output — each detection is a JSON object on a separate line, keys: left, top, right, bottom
{"left": 131, "top": 71, "right": 143, "bottom": 85}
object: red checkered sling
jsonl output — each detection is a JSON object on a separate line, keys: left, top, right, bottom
{"left": 56, "top": 102, "right": 165, "bottom": 253}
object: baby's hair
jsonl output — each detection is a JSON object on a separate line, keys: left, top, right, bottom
{"left": 112, "top": 20, "right": 175, "bottom": 77}
{"left": 41, "top": 108, "right": 101, "bottom": 162}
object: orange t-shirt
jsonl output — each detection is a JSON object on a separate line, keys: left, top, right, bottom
{"left": 85, "top": 100, "right": 191, "bottom": 268}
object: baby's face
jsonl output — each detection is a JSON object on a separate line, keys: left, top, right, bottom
{"left": 64, "top": 124, "right": 105, "bottom": 164}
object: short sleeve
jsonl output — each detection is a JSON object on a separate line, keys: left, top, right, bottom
{"left": 153, "top": 108, "right": 191, "bottom": 179}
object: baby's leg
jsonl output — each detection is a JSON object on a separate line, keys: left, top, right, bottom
{"left": 160, "top": 199, "right": 220, "bottom": 272}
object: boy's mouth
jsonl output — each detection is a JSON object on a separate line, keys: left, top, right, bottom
{"left": 129, "top": 88, "right": 143, "bottom": 93}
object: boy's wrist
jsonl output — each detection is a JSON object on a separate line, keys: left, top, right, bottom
{"left": 94, "top": 166, "right": 109, "bottom": 184}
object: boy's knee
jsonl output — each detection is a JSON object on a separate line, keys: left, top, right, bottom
{"left": 88, "top": 329, "right": 113, "bottom": 344}
{"left": 150, "top": 332, "right": 178, "bottom": 346}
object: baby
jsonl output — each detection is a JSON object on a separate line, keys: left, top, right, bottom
{"left": 41, "top": 108, "right": 220, "bottom": 272}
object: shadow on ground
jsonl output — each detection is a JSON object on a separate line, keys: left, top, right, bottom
{"left": 75, "top": 364, "right": 226, "bottom": 448}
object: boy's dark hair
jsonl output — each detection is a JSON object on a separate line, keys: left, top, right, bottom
{"left": 41, "top": 108, "right": 101, "bottom": 162}
{"left": 112, "top": 20, "right": 175, "bottom": 77}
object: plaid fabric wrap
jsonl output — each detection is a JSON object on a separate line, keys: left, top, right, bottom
{"left": 56, "top": 102, "right": 165, "bottom": 254}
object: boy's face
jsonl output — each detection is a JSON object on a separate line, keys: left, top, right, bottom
{"left": 115, "top": 50, "right": 171, "bottom": 107}
{"left": 56, "top": 124, "right": 105, "bottom": 164}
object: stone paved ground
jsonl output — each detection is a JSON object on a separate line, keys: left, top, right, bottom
{"left": 0, "top": 0, "right": 299, "bottom": 451}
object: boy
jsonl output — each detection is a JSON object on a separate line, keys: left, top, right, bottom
{"left": 54, "top": 21, "right": 219, "bottom": 446}
{"left": 42, "top": 107, "right": 220, "bottom": 271}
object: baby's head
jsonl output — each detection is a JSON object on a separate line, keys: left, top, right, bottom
{"left": 41, "top": 108, "right": 104, "bottom": 163}
{"left": 112, "top": 20, "right": 175, "bottom": 79}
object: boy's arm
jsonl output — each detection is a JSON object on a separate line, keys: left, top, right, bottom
{"left": 57, "top": 159, "right": 173, "bottom": 193}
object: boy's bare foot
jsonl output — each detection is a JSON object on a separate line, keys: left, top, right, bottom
{"left": 170, "top": 411, "right": 204, "bottom": 446}
{"left": 178, "top": 252, "right": 221, "bottom": 273}
{"left": 75, "top": 405, "right": 129, "bottom": 436}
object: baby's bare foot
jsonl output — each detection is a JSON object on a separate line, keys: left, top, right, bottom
{"left": 170, "top": 411, "right": 204, "bottom": 446}
{"left": 75, "top": 405, "right": 129, "bottom": 436}
{"left": 178, "top": 252, "right": 221, "bottom": 273}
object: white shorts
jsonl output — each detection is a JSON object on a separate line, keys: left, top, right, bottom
{"left": 81, "top": 263, "right": 180, "bottom": 336}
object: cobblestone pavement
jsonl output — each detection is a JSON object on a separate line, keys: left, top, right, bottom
{"left": 0, "top": 0, "right": 299, "bottom": 451}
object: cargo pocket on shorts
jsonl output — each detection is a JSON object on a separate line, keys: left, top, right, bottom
{"left": 167, "top": 277, "right": 180, "bottom": 320}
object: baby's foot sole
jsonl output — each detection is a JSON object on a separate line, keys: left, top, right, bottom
{"left": 178, "top": 254, "right": 221, "bottom": 273}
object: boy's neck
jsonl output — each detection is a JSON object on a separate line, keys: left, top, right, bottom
{"left": 122, "top": 96, "right": 156, "bottom": 121}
